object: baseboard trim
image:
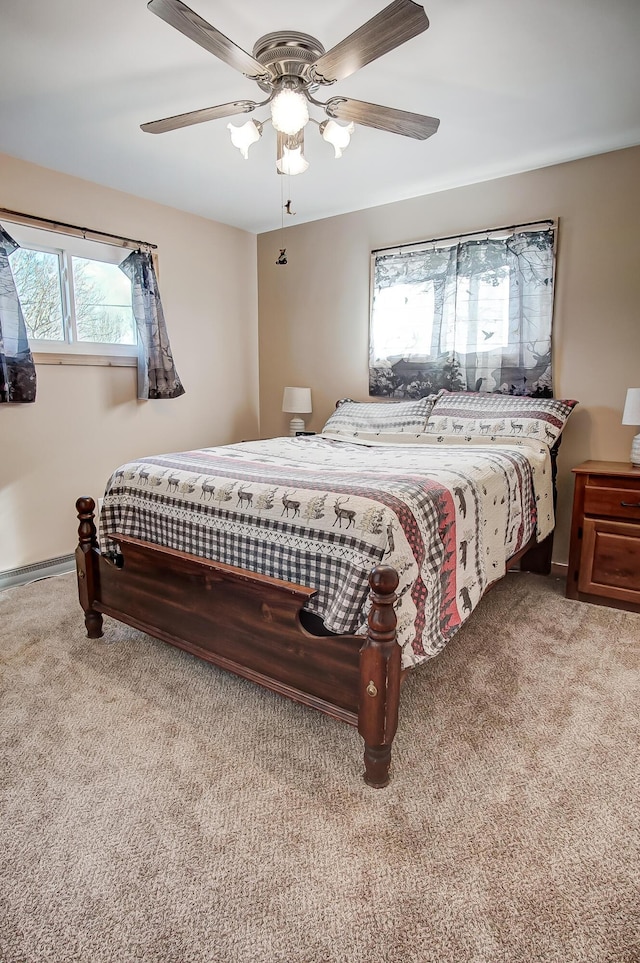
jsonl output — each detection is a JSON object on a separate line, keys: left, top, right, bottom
{"left": 551, "top": 561, "right": 568, "bottom": 578}
{"left": 0, "top": 553, "right": 76, "bottom": 591}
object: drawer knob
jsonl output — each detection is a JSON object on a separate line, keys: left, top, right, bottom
{"left": 620, "top": 501, "right": 640, "bottom": 508}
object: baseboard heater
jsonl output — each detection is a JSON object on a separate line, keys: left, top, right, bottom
{"left": 0, "top": 553, "right": 76, "bottom": 591}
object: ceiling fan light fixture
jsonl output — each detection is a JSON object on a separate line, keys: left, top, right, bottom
{"left": 143, "top": 0, "right": 441, "bottom": 184}
{"left": 319, "top": 119, "right": 355, "bottom": 158}
{"left": 270, "top": 80, "right": 309, "bottom": 136}
{"left": 227, "top": 118, "right": 263, "bottom": 159}
{"left": 276, "top": 145, "right": 309, "bottom": 176}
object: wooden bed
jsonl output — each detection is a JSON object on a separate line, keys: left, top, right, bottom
{"left": 74, "top": 438, "right": 559, "bottom": 788}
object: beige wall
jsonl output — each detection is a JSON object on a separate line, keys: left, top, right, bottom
{"left": 4, "top": 146, "right": 639, "bottom": 572}
{"left": 1, "top": 153, "right": 259, "bottom": 571}
{"left": 257, "top": 146, "right": 640, "bottom": 564}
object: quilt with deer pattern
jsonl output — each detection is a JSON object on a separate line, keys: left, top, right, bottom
{"left": 99, "top": 434, "right": 553, "bottom": 668}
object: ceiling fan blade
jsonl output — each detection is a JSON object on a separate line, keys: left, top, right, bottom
{"left": 141, "top": 100, "right": 258, "bottom": 134}
{"left": 310, "top": 0, "right": 429, "bottom": 84}
{"left": 326, "top": 97, "right": 439, "bottom": 140}
{"left": 147, "top": 0, "right": 269, "bottom": 81}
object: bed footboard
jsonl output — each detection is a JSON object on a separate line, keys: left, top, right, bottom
{"left": 75, "top": 497, "right": 401, "bottom": 788}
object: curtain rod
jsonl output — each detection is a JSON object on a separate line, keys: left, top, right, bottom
{"left": 371, "top": 218, "right": 556, "bottom": 256}
{"left": 0, "top": 207, "right": 157, "bottom": 251}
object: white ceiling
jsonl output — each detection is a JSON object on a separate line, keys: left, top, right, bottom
{"left": 1, "top": 0, "right": 639, "bottom": 235}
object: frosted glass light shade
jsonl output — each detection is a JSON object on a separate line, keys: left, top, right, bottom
{"left": 320, "top": 119, "right": 355, "bottom": 158}
{"left": 276, "top": 145, "right": 309, "bottom": 176}
{"left": 622, "top": 387, "right": 640, "bottom": 466}
{"left": 270, "top": 87, "right": 309, "bottom": 136}
{"left": 227, "top": 119, "right": 262, "bottom": 159}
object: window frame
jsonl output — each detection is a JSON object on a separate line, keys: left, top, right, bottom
{"left": 8, "top": 224, "right": 139, "bottom": 367}
{"left": 368, "top": 220, "right": 557, "bottom": 398}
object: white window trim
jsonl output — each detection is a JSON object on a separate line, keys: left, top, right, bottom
{"left": 8, "top": 222, "right": 140, "bottom": 366}
{"left": 32, "top": 350, "right": 137, "bottom": 367}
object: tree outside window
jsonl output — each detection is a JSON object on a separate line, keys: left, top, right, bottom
{"left": 8, "top": 225, "right": 136, "bottom": 354}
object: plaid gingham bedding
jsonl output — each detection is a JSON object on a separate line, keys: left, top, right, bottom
{"left": 100, "top": 435, "right": 553, "bottom": 668}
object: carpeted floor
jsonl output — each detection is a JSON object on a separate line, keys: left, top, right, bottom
{"left": 1, "top": 571, "right": 638, "bottom": 963}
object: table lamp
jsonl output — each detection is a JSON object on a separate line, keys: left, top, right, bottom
{"left": 282, "top": 386, "right": 312, "bottom": 436}
{"left": 622, "top": 387, "right": 640, "bottom": 466}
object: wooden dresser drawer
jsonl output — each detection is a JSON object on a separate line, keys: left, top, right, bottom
{"left": 567, "top": 461, "right": 640, "bottom": 612}
{"left": 583, "top": 484, "right": 640, "bottom": 522}
{"left": 578, "top": 518, "right": 640, "bottom": 604}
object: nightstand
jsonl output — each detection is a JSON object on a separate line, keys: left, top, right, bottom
{"left": 566, "top": 460, "right": 640, "bottom": 612}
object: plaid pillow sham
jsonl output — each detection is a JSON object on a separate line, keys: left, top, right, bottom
{"left": 424, "top": 391, "right": 577, "bottom": 446}
{"left": 322, "top": 395, "right": 440, "bottom": 436}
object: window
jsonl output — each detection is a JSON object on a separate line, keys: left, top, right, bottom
{"left": 440, "top": 275, "right": 511, "bottom": 355}
{"left": 369, "top": 224, "right": 556, "bottom": 398}
{"left": 372, "top": 282, "right": 436, "bottom": 358}
{"left": 8, "top": 223, "right": 136, "bottom": 361}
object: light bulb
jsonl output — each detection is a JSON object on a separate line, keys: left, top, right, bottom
{"left": 227, "top": 119, "right": 262, "bottom": 159}
{"left": 270, "top": 85, "right": 309, "bottom": 136}
{"left": 320, "top": 119, "right": 355, "bottom": 158}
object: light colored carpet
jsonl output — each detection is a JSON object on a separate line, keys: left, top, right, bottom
{"left": 1, "top": 571, "right": 638, "bottom": 963}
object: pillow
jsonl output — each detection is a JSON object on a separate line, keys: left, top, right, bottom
{"left": 424, "top": 391, "right": 577, "bottom": 446}
{"left": 322, "top": 395, "right": 440, "bottom": 437}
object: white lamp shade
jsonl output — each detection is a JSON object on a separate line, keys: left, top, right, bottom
{"left": 276, "top": 145, "right": 309, "bottom": 176}
{"left": 282, "top": 386, "right": 312, "bottom": 413}
{"left": 320, "top": 119, "right": 355, "bottom": 158}
{"left": 622, "top": 388, "right": 640, "bottom": 425}
{"left": 227, "top": 119, "right": 262, "bottom": 159}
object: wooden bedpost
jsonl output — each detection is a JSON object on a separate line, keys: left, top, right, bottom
{"left": 75, "top": 496, "right": 103, "bottom": 639}
{"left": 519, "top": 435, "right": 562, "bottom": 575}
{"left": 358, "top": 565, "right": 401, "bottom": 788}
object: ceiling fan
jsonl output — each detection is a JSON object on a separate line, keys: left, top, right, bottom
{"left": 141, "top": 0, "right": 440, "bottom": 173}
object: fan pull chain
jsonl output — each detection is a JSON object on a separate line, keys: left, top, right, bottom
{"left": 285, "top": 171, "right": 297, "bottom": 216}
{"left": 276, "top": 170, "right": 287, "bottom": 265}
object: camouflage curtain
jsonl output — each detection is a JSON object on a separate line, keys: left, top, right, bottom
{"left": 369, "top": 227, "right": 555, "bottom": 398}
{"left": 0, "top": 226, "right": 37, "bottom": 404}
{"left": 119, "top": 250, "right": 185, "bottom": 401}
